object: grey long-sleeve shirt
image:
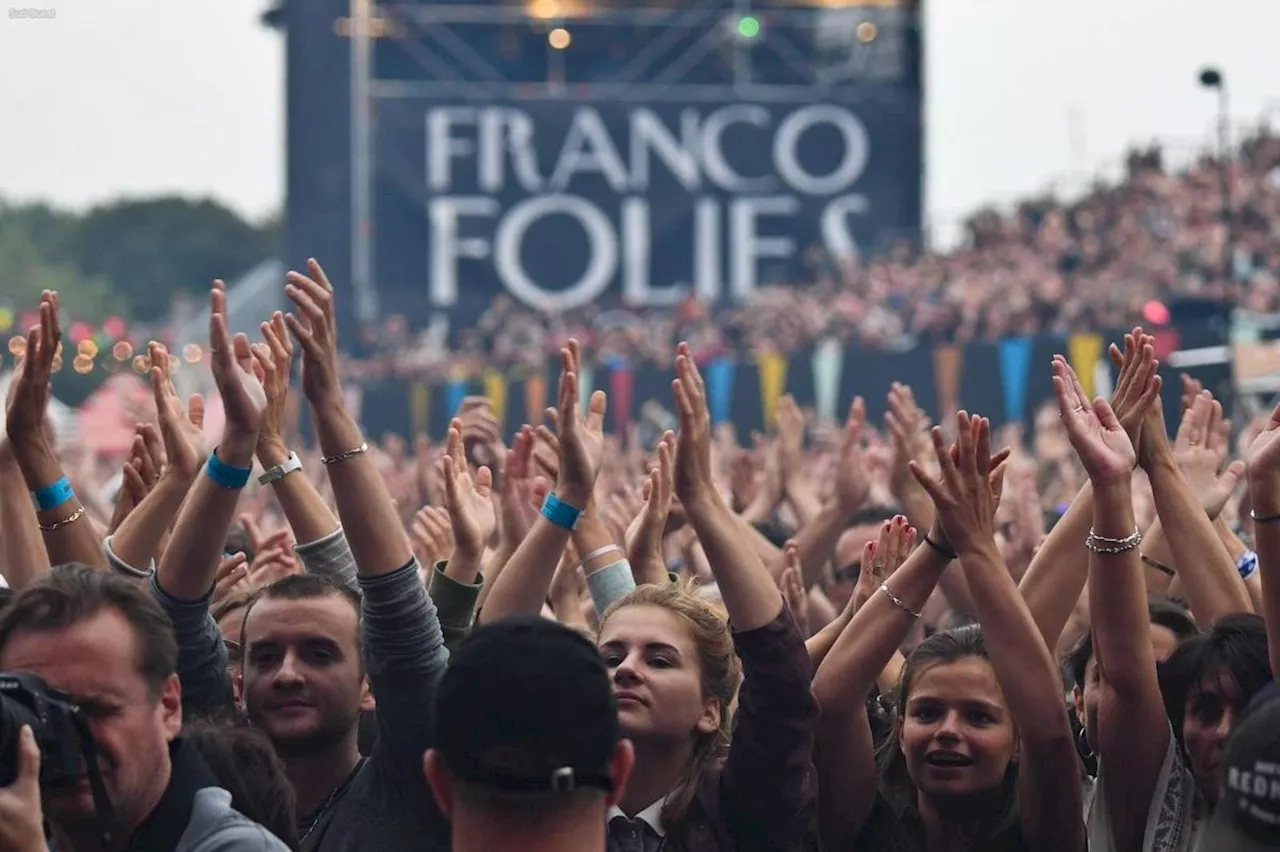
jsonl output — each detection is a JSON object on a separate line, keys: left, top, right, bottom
{"left": 148, "top": 530, "right": 453, "bottom": 852}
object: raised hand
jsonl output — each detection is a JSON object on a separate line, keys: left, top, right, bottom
{"left": 1244, "top": 403, "right": 1280, "bottom": 478}
{"left": 283, "top": 258, "right": 343, "bottom": 409}
{"left": 671, "top": 342, "right": 716, "bottom": 505}
{"left": 212, "top": 552, "right": 251, "bottom": 605}
{"left": 834, "top": 397, "right": 871, "bottom": 512}
{"left": 552, "top": 339, "right": 607, "bottom": 507}
{"left": 886, "top": 382, "right": 933, "bottom": 503}
{"left": 256, "top": 312, "right": 294, "bottom": 461}
{"left": 1107, "top": 327, "right": 1161, "bottom": 449}
{"left": 5, "top": 290, "right": 59, "bottom": 449}
{"left": 1052, "top": 356, "right": 1135, "bottom": 485}
{"left": 457, "top": 397, "right": 507, "bottom": 472}
{"left": 909, "top": 413, "right": 1004, "bottom": 557}
{"left": 638, "top": 434, "right": 675, "bottom": 540}
{"left": 498, "top": 426, "right": 541, "bottom": 550}
{"left": 411, "top": 505, "right": 455, "bottom": 568}
{"left": 1180, "top": 373, "right": 1205, "bottom": 412}
{"left": 442, "top": 418, "right": 497, "bottom": 562}
{"left": 208, "top": 281, "right": 267, "bottom": 453}
{"left": 776, "top": 395, "right": 806, "bottom": 483}
{"left": 1174, "top": 390, "right": 1244, "bottom": 519}
{"left": 780, "top": 540, "right": 810, "bottom": 635}
{"left": 151, "top": 342, "right": 209, "bottom": 481}
{"left": 853, "top": 515, "right": 917, "bottom": 613}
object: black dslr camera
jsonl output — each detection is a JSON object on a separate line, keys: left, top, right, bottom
{"left": 0, "top": 671, "right": 87, "bottom": 787}
{"left": 0, "top": 672, "right": 117, "bottom": 841}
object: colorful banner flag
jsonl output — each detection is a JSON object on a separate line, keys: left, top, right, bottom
{"left": 1068, "top": 333, "right": 1104, "bottom": 400}
{"left": 997, "top": 337, "right": 1032, "bottom": 423}
{"left": 933, "top": 344, "right": 963, "bottom": 421}
{"left": 609, "top": 359, "right": 634, "bottom": 434}
{"left": 811, "top": 338, "right": 844, "bottom": 423}
{"left": 524, "top": 370, "right": 548, "bottom": 425}
{"left": 578, "top": 365, "right": 594, "bottom": 415}
{"left": 410, "top": 381, "right": 430, "bottom": 437}
{"left": 445, "top": 378, "right": 467, "bottom": 419}
{"left": 706, "top": 358, "right": 736, "bottom": 425}
{"left": 483, "top": 369, "right": 508, "bottom": 423}
{"left": 757, "top": 350, "right": 788, "bottom": 429}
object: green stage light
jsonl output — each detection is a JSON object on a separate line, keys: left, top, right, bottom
{"left": 737, "top": 15, "right": 760, "bottom": 39}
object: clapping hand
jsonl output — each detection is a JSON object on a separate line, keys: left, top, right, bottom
{"left": 909, "top": 413, "right": 1009, "bottom": 557}
{"left": 1107, "top": 327, "right": 1161, "bottom": 451}
{"left": 442, "top": 417, "right": 497, "bottom": 563}
{"left": 834, "top": 397, "right": 871, "bottom": 513}
{"left": 854, "top": 515, "right": 917, "bottom": 613}
{"left": 1244, "top": 403, "right": 1280, "bottom": 481}
{"left": 256, "top": 312, "right": 294, "bottom": 463}
{"left": 552, "top": 340, "right": 607, "bottom": 508}
{"left": 208, "top": 282, "right": 267, "bottom": 459}
{"left": 150, "top": 342, "right": 209, "bottom": 481}
{"left": 284, "top": 259, "right": 343, "bottom": 410}
{"left": 5, "top": 291, "right": 59, "bottom": 450}
{"left": 1052, "top": 356, "right": 1135, "bottom": 486}
{"left": 1174, "top": 390, "right": 1244, "bottom": 520}
{"left": 671, "top": 342, "right": 716, "bottom": 506}
{"left": 780, "top": 541, "right": 810, "bottom": 635}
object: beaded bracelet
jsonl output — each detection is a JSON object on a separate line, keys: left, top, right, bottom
{"left": 1085, "top": 527, "right": 1143, "bottom": 554}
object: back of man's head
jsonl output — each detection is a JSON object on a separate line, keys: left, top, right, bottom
{"left": 0, "top": 563, "right": 177, "bottom": 693}
{"left": 425, "top": 615, "right": 632, "bottom": 850}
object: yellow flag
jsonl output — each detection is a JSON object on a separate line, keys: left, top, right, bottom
{"left": 484, "top": 369, "right": 508, "bottom": 423}
{"left": 410, "top": 381, "right": 430, "bottom": 437}
{"left": 757, "top": 351, "right": 788, "bottom": 429}
{"left": 1068, "top": 333, "right": 1104, "bottom": 400}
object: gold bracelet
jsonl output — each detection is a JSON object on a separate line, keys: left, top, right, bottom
{"left": 39, "top": 504, "right": 87, "bottom": 532}
{"left": 321, "top": 442, "right": 369, "bottom": 466}
{"left": 879, "top": 582, "right": 922, "bottom": 619}
{"left": 1141, "top": 553, "right": 1175, "bottom": 578}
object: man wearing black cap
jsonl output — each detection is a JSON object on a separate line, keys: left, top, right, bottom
{"left": 425, "top": 615, "right": 635, "bottom": 852}
{"left": 1200, "top": 681, "right": 1280, "bottom": 850}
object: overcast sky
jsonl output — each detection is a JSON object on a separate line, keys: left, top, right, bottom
{"left": 1, "top": 0, "right": 1277, "bottom": 240}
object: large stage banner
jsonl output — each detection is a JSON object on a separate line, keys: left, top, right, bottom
{"left": 371, "top": 94, "right": 921, "bottom": 328}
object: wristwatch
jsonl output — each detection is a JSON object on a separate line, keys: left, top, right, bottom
{"left": 258, "top": 451, "right": 303, "bottom": 485}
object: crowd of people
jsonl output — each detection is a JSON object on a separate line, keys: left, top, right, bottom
{"left": 346, "top": 130, "right": 1280, "bottom": 382}
{"left": 0, "top": 256, "right": 1279, "bottom": 852}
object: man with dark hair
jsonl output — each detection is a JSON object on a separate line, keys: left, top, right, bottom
{"left": 1199, "top": 681, "right": 1280, "bottom": 850}
{"left": 425, "top": 615, "right": 634, "bottom": 852}
{"left": 0, "top": 564, "right": 289, "bottom": 851}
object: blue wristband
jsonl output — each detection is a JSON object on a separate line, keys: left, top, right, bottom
{"left": 1238, "top": 550, "right": 1259, "bottom": 581}
{"left": 205, "top": 448, "right": 252, "bottom": 490}
{"left": 32, "top": 477, "right": 75, "bottom": 512}
{"left": 541, "top": 493, "right": 583, "bottom": 531}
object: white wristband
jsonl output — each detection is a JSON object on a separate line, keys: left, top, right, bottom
{"left": 580, "top": 544, "right": 622, "bottom": 570}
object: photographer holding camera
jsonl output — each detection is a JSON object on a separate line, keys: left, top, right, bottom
{"left": 0, "top": 565, "right": 290, "bottom": 852}
{"left": 0, "top": 292, "right": 290, "bottom": 852}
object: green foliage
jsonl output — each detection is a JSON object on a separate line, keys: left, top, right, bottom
{"left": 0, "top": 196, "right": 278, "bottom": 323}
{"left": 74, "top": 197, "right": 277, "bottom": 321}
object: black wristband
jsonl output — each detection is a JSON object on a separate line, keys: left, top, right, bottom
{"left": 1251, "top": 510, "right": 1280, "bottom": 525}
{"left": 923, "top": 534, "right": 957, "bottom": 560}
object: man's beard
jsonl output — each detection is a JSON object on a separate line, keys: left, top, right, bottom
{"left": 254, "top": 703, "right": 359, "bottom": 758}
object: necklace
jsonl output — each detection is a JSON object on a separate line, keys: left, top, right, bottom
{"left": 300, "top": 756, "right": 368, "bottom": 843}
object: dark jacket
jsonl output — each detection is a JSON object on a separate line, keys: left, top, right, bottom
{"left": 666, "top": 607, "right": 820, "bottom": 852}
{"left": 127, "top": 736, "right": 290, "bottom": 852}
